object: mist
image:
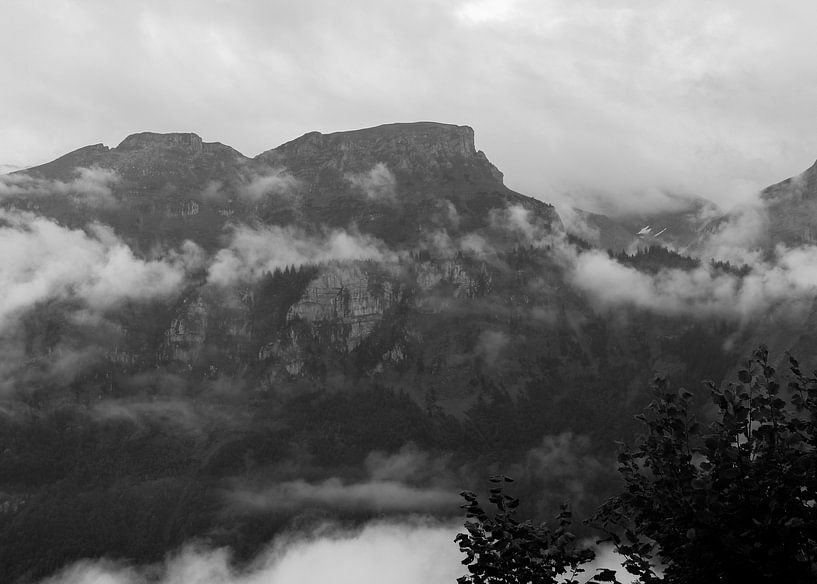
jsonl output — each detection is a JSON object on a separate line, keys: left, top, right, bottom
{"left": 346, "top": 163, "right": 398, "bottom": 201}
{"left": 489, "top": 202, "right": 817, "bottom": 322}
{"left": 208, "top": 224, "right": 395, "bottom": 285}
{"left": 40, "top": 520, "right": 465, "bottom": 584}
{"left": 230, "top": 443, "right": 462, "bottom": 514}
{"left": 0, "top": 167, "right": 119, "bottom": 207}
{"left": 0, "top": 209, "right": 200, "bottom": 332}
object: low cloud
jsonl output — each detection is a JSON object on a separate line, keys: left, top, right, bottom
{"left": 40, "top": 519, "right": 465, "bottom": 584}
{"left": 475, "top": 330, "right": 509, "bottom": 366}
{"left": 91, "top": 399, "right": 212, "bottom": 433}
{"left": 490, "top": 204, "right": 560, "bottom": 248}
{"left": 346, "top": 163, "right": 397, "bottom": 201}
{"left": 238, "top": 169, "right": 300, "bottom": 203}
{"left": 208, "top": 224, "right": 394, "bottom": 285}
{"left": 553, "top": 204, "right": 602, "bottom": 245}
{"left": 512, "top": 433, "right": 613, "bottom": 512}
{"left": 0, "top": 167, "right": 119, "bottom": 206}
{"left": 703, "top": 211, "right": 768, "bottom": 263}
{"left": 365, "top": 443, "right": 454, "bottom": 483}
{"left": 487, "top": 202, "right": 817, "bottom": 322}
{"left": 0, "top": 210, "right": 202, "bottom": 394}
{"left": 36, "top": 520, "right": 640, "bottom": 584}
{"left": 0, "top": 210, "right": 199, "bottom": 331}
{"left": 567, "top": 241, "right": 817, "bottom": 321}
{"left": 199, "top": 166, "right": 300, "bottom": 204}
{"left": 231, "top": 443, "right": 462, "bottom": 514}
{"left": 232, "top": 478, "right": 459, "bottom": 513}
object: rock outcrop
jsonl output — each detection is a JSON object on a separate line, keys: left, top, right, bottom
{"left": 287, "top": 263, "right": 400, "bottom": 352}
{"left": 162, "top": 296, "right": 208, "bottom": 364}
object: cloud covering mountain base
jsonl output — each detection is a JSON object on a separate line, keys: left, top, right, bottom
{"left": 41, "top": 520, "right": 465, "bottom": 584}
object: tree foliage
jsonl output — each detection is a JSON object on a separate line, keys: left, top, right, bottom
{"left": 456, "top": 475, "right": 613, "bottom": 584}
{"left": 458, "top": 346, "right": 817, "bottom": 583}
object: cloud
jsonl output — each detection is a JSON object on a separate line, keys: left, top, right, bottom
{"left": 552, "top": 204, "right": 601, "bottom": 245}
{"left": 0, "top": 207, "right": 203, "bottom": 384}
{"left": 489, "top": 203, "right": 563, "bottom": 249}
{"left": 207, "top": 224, "right": 394, "bottom": 285}
{"left": 0, "top": 210, "right": 198, "bottom": 330}
{"left": 7, "top": 1, "right": 817, "bottom": 214}
{"left": 91, "top": 399, "right": 210, "bottom": 433}
{"left": 231, "top": 443, "right": 462, "bottom": 514}
{"left": 480, "top": 201, "right": 817, "bottom": 321}
{"left": 36, "top": 519, "right": 642, "bottom": 584}
{"left": 694, "top": 202, "right": 769, "bottom": 264}
{"left": 231, "top": 478, "right": 459, "bottom": 513}
{"left": 475, "top": 330, "right": 509, "bottom": 366}
{"left": 346, "top": 163, "right": 397, "bottom": 201}
{"left": 0, "top": 167, "right": 119, "bottom": 206}
{"left": 512, "top": 433, "right": 613, "bottom": 512}
{"left": 237, "top": 170, "right": 300, "bottom": 203}
{"left": 199, "top": 166, "right": 300, "bottom": 204}
{"left": 40, "top": 520, "right": 465, "bottom": 584}
{"left": 455, "top": 0, "right": 517, "bottom": 25}
{"left": 472, "top": 201, "right": 817, "bottom": 322}
{"left": 0, "top": 210, "right": 202, "bottom": 394}
{"left": 568, "top": 243, "right": 817, "bottom": 321}
{"left": 364, "top": 443, "right": 454, "bottom": 483}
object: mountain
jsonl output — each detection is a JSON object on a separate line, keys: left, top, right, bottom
{"left": 0, "top": 122, "right": 808, "bottom": 581}
{"left": 564, "top": 195, "right": 720, "bottom": 254}
{"left": 0, "top": 163, "right": 23, "bottom": 175}
{"left": 760, "top": 158, "right": 817, "bottom": 246}
{"left": 16, "top": 123, "right": 557, "bottom": 252}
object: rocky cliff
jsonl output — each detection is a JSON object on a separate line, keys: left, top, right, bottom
{"left": 259, "top": 122, "right": 504, "bottom": 185}
{"left": 13, "top": 123, "right": 557, "bottom": 250}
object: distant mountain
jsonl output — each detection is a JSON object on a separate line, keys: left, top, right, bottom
{"left": 566, "top": 195, "right": 719, "bottom": 253}
{"left": 760, "top": 158, "right": 817, "bottom": 246}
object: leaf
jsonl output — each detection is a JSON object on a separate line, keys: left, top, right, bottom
{"left": 592, "top": 568, "right": 619, "bottom": 582}
{"left": 488, "top": 474, "right": 514, "bottom": 483}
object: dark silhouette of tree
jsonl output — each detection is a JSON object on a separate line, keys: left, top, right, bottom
{"left": 456, "top": 476, "right": 612, "bottom": 584}
{"left": 458, "top": 346, "right": 817, "bottom": 583}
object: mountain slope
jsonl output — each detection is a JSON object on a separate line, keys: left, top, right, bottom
{"left": 0, "top": 121, "right": 803, "bottom": 581}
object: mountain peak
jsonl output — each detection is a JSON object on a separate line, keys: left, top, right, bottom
{"left": 274, "top": 121, "right": 476, "bottom": 157}
{"left": 258, "top": 121, "right": 503, "bottom": 184}
{"left": 322, "top": 121, "right": 475, "bottom": 143}
{"left": 116, "top": 132, "right": 204, "bottom": 153}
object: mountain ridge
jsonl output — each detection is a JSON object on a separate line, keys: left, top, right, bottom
{"left": 11, "top": 122, "right": 559, "bottom": 251}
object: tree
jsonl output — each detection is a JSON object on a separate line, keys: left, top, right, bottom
{"left": 456, "top": 475, "right": 615, "bottom": 584}
{"left": 458, "top": 346, "right": 817, "bottom": 583}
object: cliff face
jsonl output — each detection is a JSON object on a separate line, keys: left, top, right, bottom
{"left": 758, "top": 161, "right": 817, "bottom": 247}
{"left": 259, "top": 122, "right": 504, "bottom": 185}
{"left": 285, "top": 263, "right": 399, "bottom": 353}
{"left": 162, "top": 296, "right": 208, "bottom": 364}
{"left": 252, "top": 122, "right": 556, "bottom": 246}
{"left": 116, "top": 132, "right": 205, "bottom": 153}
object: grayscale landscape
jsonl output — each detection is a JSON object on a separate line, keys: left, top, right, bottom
{"left": 1, "top": 2, "right": 816, "bottom": 583}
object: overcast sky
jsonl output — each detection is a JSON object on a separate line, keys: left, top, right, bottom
{"left": 4, "top": 0, "right": 817, "bottom": 212}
